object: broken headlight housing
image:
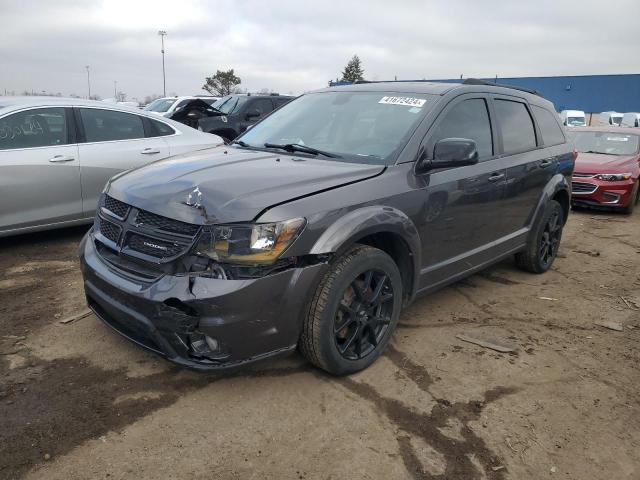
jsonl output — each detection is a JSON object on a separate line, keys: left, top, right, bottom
{"left": 195, "top": 218, "right": 305, "bottom": 265}
{"left": 594, "top": 173, "right": 632, "bottom": 182}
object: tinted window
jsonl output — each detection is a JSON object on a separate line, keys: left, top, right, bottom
{"left": 275, "top": 97, "right": 292, "bottom": 108}
{"left": 80, "top": 108, "right": 145, "bottom": 142}
{"left": 532, "top": 106, "right": 565, "bottom": 146}
{"left": 251, "top": 99, "right": 273, "bottom": 116}
{"left": 494, "top": 100, "right": 537, "bottom": 154}
{"left": 431, "top": 98, "right": 493, "bottom": 159}
{"left": 0, "top": 107, "right": 68, "bottom": 150}
{"left": 148, "top": 118, "right": 175, "bottom": 137}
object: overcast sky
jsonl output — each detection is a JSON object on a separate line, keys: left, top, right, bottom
{"left": 2, "top": 0, "right": 639, "bottom": 101}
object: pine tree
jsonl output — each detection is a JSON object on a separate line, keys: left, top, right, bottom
{"left": 341, "top": 55, "right": 365, "bottom": 83}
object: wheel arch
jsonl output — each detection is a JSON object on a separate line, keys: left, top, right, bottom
{"left": 530, "top": 173, "right": 571, "bottom": 228}
{"left": 309, "top": 206, "right": 421, "bottom": 305}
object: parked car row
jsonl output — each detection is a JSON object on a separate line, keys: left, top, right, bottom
{"left": 2, "top": 79, "right": 638, "bottom": 375}
{"left": 145, "top": 93, "right": 295, "bottom": 141}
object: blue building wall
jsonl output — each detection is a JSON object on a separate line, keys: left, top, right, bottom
{"left": 330, "top": 74, "right": 640, "bottom": 113}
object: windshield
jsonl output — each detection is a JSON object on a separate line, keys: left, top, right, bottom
{"left": 237, "top": 91, "right": 436, "bottom": 164}
{"left": 612, "top": 116, "right": 623, "bottom": 126}
{"left": 567, "top": 131, "right": 640, "bottom": 155}
{"left": 212, "top": 96, "right": 248, "bottom": 114}
{"left": 567, "top": 117, "right": 586, "bottom": 126}
{"left": 144, "top": 98, "right": 177, "bottom": 113}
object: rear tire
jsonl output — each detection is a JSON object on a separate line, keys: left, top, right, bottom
{"left": 621, "top": 181, "right": 638, "bottom": 214}
{"left": 515, "top": 200, "right": 564, "bottom": 273}
{"left": 299, "top": 245, "right": 403, "bottom": 375}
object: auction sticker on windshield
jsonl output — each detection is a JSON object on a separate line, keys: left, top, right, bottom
{"left": 379, "top": 96, "right": 426, "bottom": 107}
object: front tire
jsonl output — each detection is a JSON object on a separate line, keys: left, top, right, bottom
{"left": 299, "top": 245, "right": 403, "bottom": 375}
{"left": 515, "top": 200, "right": 564, "bottom": 273}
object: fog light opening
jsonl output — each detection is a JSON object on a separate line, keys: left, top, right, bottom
{"left": 602, "top": 192, "right": 621, "bottom": 204}
{"left": 188, "top": 333, "right": 228, "bottom": 361}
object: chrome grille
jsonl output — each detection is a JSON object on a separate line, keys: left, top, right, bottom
{"left": 572, "top": 182, "right": 597, "bottom": 194}
{"left": 572, "top": 172, "right": 595, "bottom": 178}
{"left": 103, "top": 195, "right": 130, "bottom": 219}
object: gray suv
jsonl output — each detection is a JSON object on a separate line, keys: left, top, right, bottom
{"left": 80, "top": 80, "right": 574, "bottom": 375}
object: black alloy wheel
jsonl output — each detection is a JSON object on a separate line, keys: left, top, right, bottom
{"left": 539, "top": 209, "right": 562, "bottom": 269}
{"left": 333, "top": 269, "right": 394, "bottom": 360}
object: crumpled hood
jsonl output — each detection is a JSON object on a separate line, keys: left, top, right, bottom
{"left": 107, "top": 146, "right": 385, "bottom": 224}
{"left": 574, "top": 152, "right": 639, "bottom": 174}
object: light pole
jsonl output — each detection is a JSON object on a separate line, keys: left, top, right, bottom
{"left": 114, "top": 80, "right": 118, "bottom": 99}
{"left": 158, "top": 30, "right": 167, "bottom": 97}
{"left": 85, "top": 65, "right": 91, "bottom": 99}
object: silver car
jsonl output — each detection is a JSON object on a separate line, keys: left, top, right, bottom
{"left": 0, "top": 97, "right": 223, "bottom": 237}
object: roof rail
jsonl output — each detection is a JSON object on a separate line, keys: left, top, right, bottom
{"left": 463, "top": 78, "right": 540, "bottom": 96}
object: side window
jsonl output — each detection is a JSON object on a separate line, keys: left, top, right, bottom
{"left": 80, "top": 108, "right": 145, "bottom": 142}
{"left": 532, "top": 105, "right": 565, "bottom": 146}
{"left": 0, "top": 108, "right": 68, "bottom": 150}
{"left": 494, "top": 100, "right": 537, "bottom": 154}
{"left": 275, "top": 97, "right": 292, "bottom": 108}
{"left": 251, "top": 99, "right": 274, "bottom": 116}
{"left": 431, "top": 98, "right": 493, "bottom": 159}
{"left": 148, "top": 118, "right": 176, "bottom": 137}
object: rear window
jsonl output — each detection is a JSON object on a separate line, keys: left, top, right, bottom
{"left": 494, "top": 100, "right": 537, "bottom": 154}
{"left": 532, "top": 106, "right": 565, "bottom": 146}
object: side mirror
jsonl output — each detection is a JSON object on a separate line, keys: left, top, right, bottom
{"left": 245, "top": 109, "right": 261, "bottom": 120}
{"left": 420, "top": 138, "right": 479, "bottom": 171}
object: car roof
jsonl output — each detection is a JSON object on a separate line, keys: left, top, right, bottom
{"left": 562, "top": 110, "right": 585, "bottom": 115}
{"left": 0, "top": 96, "right": 146, "bottom": 114}
{"left": 313, "top": 80, "right": 550, "bottom": 102}
{"left": 569, "top": 126, "right": 640, "bottom": 134}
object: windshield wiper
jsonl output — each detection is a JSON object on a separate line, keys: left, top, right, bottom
{"left": 231, "top": 140, "right": 251, "bottom": 148}
{"left": 263, "top": 143, "right": 341, "bottom": 158}
{"left": 584, "top": 150, "right": 616, "bottom": 155}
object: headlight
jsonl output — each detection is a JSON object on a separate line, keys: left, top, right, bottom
{"left": 196, "top": 218, "right": 305, "bottom": 265}
{"left": 594, "top": 173, "right": 632, "bottom": 181}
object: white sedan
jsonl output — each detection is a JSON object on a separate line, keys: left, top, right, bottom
{"left": 0, "top": 97, "right": 223, "bottom": 237}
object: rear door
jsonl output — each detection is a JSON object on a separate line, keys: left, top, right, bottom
{"left": 0, "top": 107, "right": 82, "bottom": 233}
{"left": 495, "top": 97, "right": 558, "bottom": 235}
{"left": 417, "top": 94, "right": 509, "bottom": 288}
{"left": 76, "top": 107, "right": 170, "bottom": 217}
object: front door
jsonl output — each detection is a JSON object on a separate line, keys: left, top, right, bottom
{"left": 76, "top": 107, "right": 170, "bottom": 217}
{"left": 0, "top": 107, "right": 82, "bottom": 233}
{"left": 415, "top": 95, "right": 508, "bottom": 289}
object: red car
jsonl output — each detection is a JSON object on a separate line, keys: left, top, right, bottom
{"left": 567, "top": 127, "right": 640, "bottom": 213}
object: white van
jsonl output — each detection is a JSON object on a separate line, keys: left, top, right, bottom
{"left": 596, "top": 111, "right": 624, "bottom": 126}
{"left": 621, "top": 112, "right": 640, "bottom": 128}
{"left": 559, "top": 110, "right": 586, "bottom": 127}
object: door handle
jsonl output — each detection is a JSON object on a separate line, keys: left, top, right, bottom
{"left": 48, "top": 155, "right": 75, "bottom": 163}
{"left": 140, "top": 148, "right": 161, "bottom": 155}
{"left": 540, "top": 158, "right": 554, "bottom": 168}
{"left": 487, "top": 172, "right": 505, "bottom": 182}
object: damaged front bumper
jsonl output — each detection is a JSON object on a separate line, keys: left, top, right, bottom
{"left": 79, "top": 232, "right": 327, "bottom": 371}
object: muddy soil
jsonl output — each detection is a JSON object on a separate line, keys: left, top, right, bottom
{"left": 1, "top": 210, "right": 639, "bottom": 480}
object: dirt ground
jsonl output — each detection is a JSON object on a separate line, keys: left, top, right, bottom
{"left": 1, "top": 209, "right": 639, "bottom": 480}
